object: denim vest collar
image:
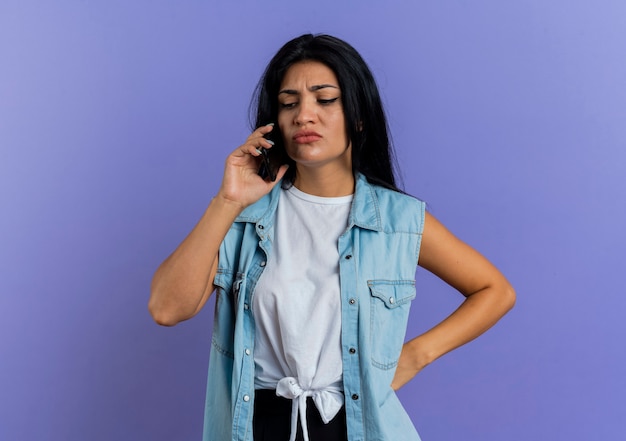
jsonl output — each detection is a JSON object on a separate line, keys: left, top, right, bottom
{"left": 235, "top": 173, "right": 383, "bottom": 232}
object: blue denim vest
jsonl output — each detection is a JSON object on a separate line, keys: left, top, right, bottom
{"left": 204, "top": 174, "right": 425, "bottom": 441}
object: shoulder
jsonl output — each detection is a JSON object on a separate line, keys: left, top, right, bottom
{"left": 372, "top": 184, "right": 424, "bottom": 210}
{"left": 355, "top": 175, "right": 425, "bottom": 234}
{"left": 379, "top": 187, "right": 425, "bottom": 234}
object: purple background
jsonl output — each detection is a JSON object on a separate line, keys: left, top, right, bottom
{"left": 1, "top": 1, "right": 625, "bottom": 440}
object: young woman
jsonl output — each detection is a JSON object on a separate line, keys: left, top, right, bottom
{"left": 149, "top": 34, "right": 515, "bottom": 441}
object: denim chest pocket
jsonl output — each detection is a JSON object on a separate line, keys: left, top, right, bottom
{"left": 368, "top": 280, "right": 416, "bottom": 370}
{"left": 211, "top": 272, "right": 244, "bottom": 359}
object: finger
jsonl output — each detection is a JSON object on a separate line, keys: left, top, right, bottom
{"left": 246, "top": 136, "right": 275, "bottom": 153}
{"left": 236, "top": 124, "right": 276, "bottom": 157}
{"left": 257, "top": 122, "right": 275, "bottom": 136}
{"left": 274, "top": 164, "right": 290, "bottom": 181}
{"left": 247, "top": 123, "right": 275, "bottom": 143}
{"left": 258, "top": 164, "right": 289, "bottom": 191}
{"left": 236, "top": 141, "right": 264, "bottom": 157}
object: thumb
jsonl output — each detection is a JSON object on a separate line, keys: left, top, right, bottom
{"left": 275, "top": 164, "right": 290, "bottom": 181}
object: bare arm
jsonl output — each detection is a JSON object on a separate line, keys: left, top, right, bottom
{"left": 392, "top": 211, "right": 516, "bottom": 389}
{"left": 148, "top": 124, "right": 288, "bottom": 326}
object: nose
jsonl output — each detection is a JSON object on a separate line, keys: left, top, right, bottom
{"left": 294, "top": 97, "right": 316, "bottom": 126}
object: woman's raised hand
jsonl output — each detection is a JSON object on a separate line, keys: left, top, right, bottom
{"left": 217, "top": 124, "right": 288, "bottom": 209}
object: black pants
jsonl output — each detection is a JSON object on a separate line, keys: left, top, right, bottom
{"left": 253, "top": 389, "right": 348, "bottom": 441}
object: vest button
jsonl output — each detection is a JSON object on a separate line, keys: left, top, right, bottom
{"left": 351, "top": 394, "right": 359, "bottom": 400}
{"left": 349, "top": 348, "right": 356, "bottom": 354}
{"left": 345, "top": 254, "right": 352, "bottom": 260}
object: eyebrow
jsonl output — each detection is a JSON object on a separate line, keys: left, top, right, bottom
{"left": 278, "top": 84, "right": 339, "bottom": 95}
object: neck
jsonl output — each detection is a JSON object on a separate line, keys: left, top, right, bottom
{"left": 293, "top": 166, "right": 355, "bottom": 197}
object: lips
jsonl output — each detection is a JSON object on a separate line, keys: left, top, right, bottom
{"left": 293, "top": 130, "right": 322, "bottom": 144}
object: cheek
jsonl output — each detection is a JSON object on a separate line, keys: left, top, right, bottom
{"left": 333, "top": 115, "right": 348, "bottom": 139}
{"left": 329, "top": 108, "right": 346, "bottom": 129}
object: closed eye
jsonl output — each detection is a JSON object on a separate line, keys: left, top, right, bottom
{"left": 278, "top": 97, "right": 339, "bottom": 109}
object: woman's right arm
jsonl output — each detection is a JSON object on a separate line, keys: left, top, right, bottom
{"left": 148, "top": 124, "right": 287, "bottom": 326}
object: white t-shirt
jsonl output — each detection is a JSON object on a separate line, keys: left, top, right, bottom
{"left": 253, "top": 184, "right": 352, "bottom": 434}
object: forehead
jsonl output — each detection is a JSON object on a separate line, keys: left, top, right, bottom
{"left": 280, "top": 61, "right": 339, "bottom": 89}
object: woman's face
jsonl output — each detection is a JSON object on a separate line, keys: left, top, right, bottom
{"left": 277, "top": 61, "right": 351, "bottom": 175}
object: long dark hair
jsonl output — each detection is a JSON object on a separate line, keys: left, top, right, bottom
{"left": 250, "top": 34, "right": 402, "bottom": 192}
